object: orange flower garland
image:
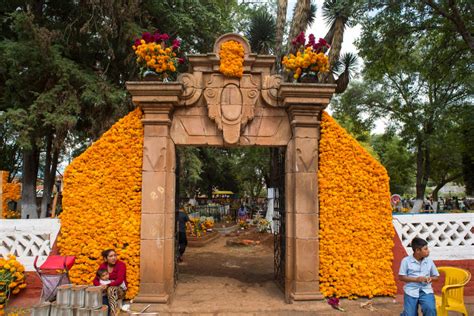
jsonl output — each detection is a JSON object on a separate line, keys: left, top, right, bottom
{"left": 219, "top": 41, "right": 244, "bottom": 78}
{"left": 0, "top": 254, "right": 27, "bottom": 313}
{"left": 1, "top": 172, "right": 21, "bottom": 219}
{"left": 318, "top": 112, "right": 396, "bottom": 298}
{"left": 58, "top": 108, "right": 143, "bottom": 299}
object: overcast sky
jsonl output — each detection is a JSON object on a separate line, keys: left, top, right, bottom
{"left": 287, "top": 0, "right": 362, "bottom": 56}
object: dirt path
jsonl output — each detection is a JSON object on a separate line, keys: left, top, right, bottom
{"left": 132, "top": 232, "right": 404, "bottom": 315}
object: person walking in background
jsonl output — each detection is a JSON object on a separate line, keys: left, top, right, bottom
{"left": 399, "top": 237, "right": 439, "bottom": 316}
{"left": 176, "top": 207, "right": 190, "bottom": 263}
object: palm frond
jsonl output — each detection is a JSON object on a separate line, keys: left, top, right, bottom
{"left": 307, "top": 2, "right": 317, "bottom": 27}
{"left": 335, "top": 52, "right": 358, "bottom": 93}
{"left": 322, "top": 0, "right": 350, "bottom": 29}
{"left": 245, "top": 9, "right": 276, "bottom": 54}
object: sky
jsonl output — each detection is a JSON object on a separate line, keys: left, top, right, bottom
{"left": 287, "top": 0, "right": 387, "bottom": 134}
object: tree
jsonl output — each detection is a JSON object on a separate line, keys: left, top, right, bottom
{"left": 371, "top": 134, "right": 415, "bottom": 195}
{"left": 355, "top": 2, "right": 471, "bottom": 211}
{"left": 421, "top": 0, "right": 474, "bottom": 53}
{"left": 319, "top": 0, "right": 364, "bottom": 87}
{"left": 231, "top": 147, "right": 270, "bottom": 201}
{"left": 428, "top": 116, "right": 464, "bottom": 209}
{"left": 0, "top": 118, "right": 21, "bottom": 180}
{"left": 177, "top": 147, "right": 203, "bottom": 199}
{"left": 1, "top": 1, "right": 249, "bottom": 218}
{"left": 245, "top": 7, "right": 276, "bottom": 54}
{"left": 275, "top": 0, "right": 288, "bottom": 67}
{"left": 460, "top": 105, "right": 474, "bottom": 196}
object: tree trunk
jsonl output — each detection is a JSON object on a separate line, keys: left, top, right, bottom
{"left": 287, "top": 0, "right": 311, "bottom": 53}
{"left": 412, "top": 137, "right": 430, "bottom": 212}
{"left": 40, "top": 136, "right": 60, "bottom": 218}
{"left": 21, "top": 146, "right": 39, "bottom": 219}
{"left": 432, "top": 173, "right": 463, "bottom": 212}
{"left": 321, "top": 17, "right": 345, "bottom": 83}
{"left": 275, "top": 0, "right": 288, "bottom": 69}
{"left": 40, "top": 133, "right": 53, "bottom": 218}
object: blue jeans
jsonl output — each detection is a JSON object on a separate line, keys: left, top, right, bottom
{"left": 401, "top": 291, "right": 437, "bottom": 316}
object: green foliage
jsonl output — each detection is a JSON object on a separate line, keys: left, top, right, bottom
{"left": 177, "top": 147, "right": 270, "bottom": 200}
{"left": 245, "top": 8, "right": 276, "bottom": 54}
{"left": 371, "top": 134, "right": 415, "bottom": 195}
{"left": 353, "top": 1, "right": 472, "bottom": 200}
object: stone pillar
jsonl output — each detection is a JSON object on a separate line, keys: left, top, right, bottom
{"left": 280, "top": 84, "right": 336, "bottom": 302}
{"left": 126, "top": 82, "right": 183, "bottom": 304}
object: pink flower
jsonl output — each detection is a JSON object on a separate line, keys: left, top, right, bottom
{"left": 142, "top": 32, "right": 153, "bottom": 43}
{"left": 172, "top": 39, "right": 181, "bottom": 50}
{"left": 178, "top": 58, "right": 185, "bottom": 64}
{"left": 160, "top": 33, "right": 170, "bottom": 41}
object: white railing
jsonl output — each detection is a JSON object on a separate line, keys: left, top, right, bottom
{"left": 0, "top": 218, "right": 61, "bottom": 271}
{"left": 393, "top": 213, "right": 474, "bottom": 260}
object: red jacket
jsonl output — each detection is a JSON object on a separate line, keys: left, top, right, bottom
{"left": 92, "top": 260, "right": 127, "bottom": 288}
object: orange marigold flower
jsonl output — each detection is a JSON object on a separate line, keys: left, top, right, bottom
{"left": 318, "top": 112, "right": 397, "bottom": 298}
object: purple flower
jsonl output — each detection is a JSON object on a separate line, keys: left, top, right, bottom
{"left": 161, "top": 33, "right": 170, "bottom": 41}
{"left": 134, "top": 39, "right": 141, "bottom": 46}
{"left": 178, "top": 58, "right": 185, "bottom": 64}
{"left": 142, "top": 32, "right": 153, "bottom": 43}
{"left": 327, "top": 297, "right": 340, "bottom": 307}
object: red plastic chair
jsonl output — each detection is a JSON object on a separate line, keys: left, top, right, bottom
{"left": 34, "top": 255, "right": 75, "bottom": 302}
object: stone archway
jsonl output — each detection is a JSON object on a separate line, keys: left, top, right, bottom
{"left": 126, "top": 34, "right": 335, "bottom": 305}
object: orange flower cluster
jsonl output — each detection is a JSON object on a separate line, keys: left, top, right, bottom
{"left": 282, "top": 47, "right": 329, "bottom": 80}
{"left": 219, "top": 41, "right": 244, "bottom": 78}
{"left": 58, "top": 108, "right": 143, "bottom": 299}
{"left": 0, "top": 254, "right": 26, "bottom": 312}
{"left": 133, "top": 41, "right": 177, "bottom": 74}
{"left": 1, "top": 172, "right": 21, "bottom": 219}
{"left": 318, "top": 112, "right": 396, "bottom": 298}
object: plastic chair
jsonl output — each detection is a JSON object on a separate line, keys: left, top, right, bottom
{"left": 435, "top": 266, "right": 471, "bottom": 316}
{"left": 34, "top": 255, "right": 75, "bottom": 302}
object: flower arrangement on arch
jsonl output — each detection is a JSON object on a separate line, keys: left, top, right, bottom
{"left": 282, "top": 32, "right": 330, "bottom": 81}
{"left": 219, "top": 40, "right": 244, "bottom": 78}
{"left": 132, "top": 31, "right": 185, "bottom": 81}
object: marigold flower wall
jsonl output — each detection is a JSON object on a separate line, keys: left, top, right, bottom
{"left": 318, "top": 112, "right": 397, "bottom": 298}
{"left": 58, "top": 108, "right": 143, "bottom": 299}
{"left": 1, "top": 172, "right": 21, "bottom": 219}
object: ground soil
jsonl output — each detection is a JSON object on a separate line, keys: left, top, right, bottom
{"left": 131, "top": 229, "right": 406, "bottom": 315}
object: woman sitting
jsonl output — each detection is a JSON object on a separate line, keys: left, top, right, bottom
{"left": 93, "top": 249, "right": 127, "bottom": 316}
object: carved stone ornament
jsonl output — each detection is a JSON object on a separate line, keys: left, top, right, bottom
{"left": 177, "top": 73, "right": 202, "bottom": 106}
{"left": 203, "top": 74, "right": 259, "bottom": 144}
{"left": 262, "top": 74, "right": 282, "bottom": 107}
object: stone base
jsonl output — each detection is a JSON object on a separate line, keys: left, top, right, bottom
{"left": 131, "top": 294, "right": 169, "bottom": 304}
{"left": 187, "top": 231, "right": 220, "bottom": 247}
{"left": 290, "top": 292, "right": 325, "bottom": 301}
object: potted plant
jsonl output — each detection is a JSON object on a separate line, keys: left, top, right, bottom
{"left": 282, "top": 32, "right": 330, "bottom": 83}
{"left": 132, "top": 31, "right": 185, "bottom": 81}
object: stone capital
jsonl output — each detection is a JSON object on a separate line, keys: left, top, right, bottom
{"left": 126, "top": 82, "right": 184, "bottom": 126}
{"left": 279, "top": 83, "right": 336, "bottom": 109}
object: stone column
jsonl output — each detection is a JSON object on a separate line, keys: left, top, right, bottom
{"left": 280, "top": 84, "right": 336, "bottom": 302}
{"left": 126, "top": 82, "right": 183, "bottom": 304}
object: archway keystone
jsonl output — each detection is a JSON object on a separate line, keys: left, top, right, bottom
{"left": 126, "top": 33, "right": 336, "bottom": 305}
